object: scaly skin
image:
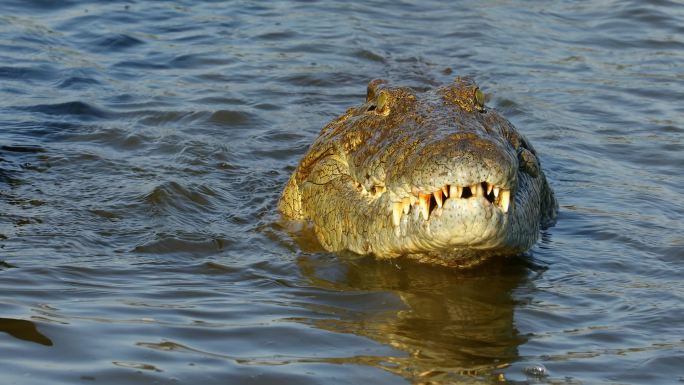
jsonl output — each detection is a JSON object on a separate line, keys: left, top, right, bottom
{"left": 279, "top": 78, "right": 557, "bottom": 267}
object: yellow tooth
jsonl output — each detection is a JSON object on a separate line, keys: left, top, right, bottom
{"left": 493, "top": 186, "right": 500, "bottom": 199}
{"left": 500, "top": 189, "right": 510, "bottom": 213}
{"left": 450, "top": 185, "right": 463, "bottom": 198}
{"left": 409, "top": 195, "right": 416, "bottom": 205}
{"left": 402, "top": 197, "right": 411, "bottom": 214}
{"left": 433, "top": 190, "right": 443, "bottom": 208}
{"left": 471, "top": 184, "right": 482, "bottom": 197}
{"left": 486, "top": 183, "right": 493, "bottom": 195}
{"left": 442, "top": 186, "right": 449, "bottom": 197}
{"left": 419, "top": 193, "right": 430, "bottom": 220}
{"left": 392, "top": 202, "right": 402, "bottom": 226}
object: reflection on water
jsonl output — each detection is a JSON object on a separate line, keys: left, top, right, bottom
{"left": 0, "top": 317, "right": 53, "bottom": 346}
{"left": 298, "top": 254, "right": 532, "bottom": 383}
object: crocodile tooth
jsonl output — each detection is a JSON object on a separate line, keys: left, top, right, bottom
{"left": 433, "top": 190, "right": 443, "bottom": 208}
{"left": 471, "top": 184, "right": 482, "bottom": 197}
{"left": 418, "top": 193, "right": 430, "bottom": 220}
{"left": 402, "top": 197, "right": 411, "bottom": 214}
{"left": 493, "top": 186, "right": 500, "bottom": 199}
{"left": 449, "top": 185, "right": 463, "bottom": 198}
{"left": 442, "top": 185, "right": 449, "bottom": 197}
{"left": 392, "top": 202, "right": 402, "bottom": 226}
{"left": 500, "top": 189, "right": 510, "bottom": 213}
{"left": 486, "top": 183, "right": 493, "bottom": 195}
{"left": 409, "top": 195, "right": 417, "bottom": 205}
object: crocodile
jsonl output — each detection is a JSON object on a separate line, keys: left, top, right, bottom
{"left": 279, "top": 78, "right": 557, "bottom": 268}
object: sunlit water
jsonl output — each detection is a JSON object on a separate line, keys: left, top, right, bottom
{"left": 1, "top": 1, "right": 682, "bottom": 384}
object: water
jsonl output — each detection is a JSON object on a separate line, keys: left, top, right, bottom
{"left": 0, "top": 1, "right": 682, "bottom": 384}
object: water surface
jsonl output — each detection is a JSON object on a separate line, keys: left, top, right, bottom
{"left": 1, "top": 1, "right": 682, "bottom": 384}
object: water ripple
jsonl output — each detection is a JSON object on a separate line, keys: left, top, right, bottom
{"left": 0, "top": 0, "right": 682, "bottom": 384}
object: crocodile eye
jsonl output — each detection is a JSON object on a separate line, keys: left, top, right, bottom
{"left": 474, "top": 88, "right": 485, "bottom": 111}
{"left": 366, "top": 79, "right": 388, "bottom": 102}
{"left": 375, "top": 90, "right": 390, "bottom": 116}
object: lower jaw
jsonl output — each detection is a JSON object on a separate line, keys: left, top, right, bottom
{"left": 376, "top": 225, "right": 516, "bottom": 267}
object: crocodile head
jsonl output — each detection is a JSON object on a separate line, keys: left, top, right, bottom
{"left": 279, "top": 78, "right": 557, "bottom": 267}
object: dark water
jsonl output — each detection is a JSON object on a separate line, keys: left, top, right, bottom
{"left": 1, "top": 1, "right": 682, "bottom": 384}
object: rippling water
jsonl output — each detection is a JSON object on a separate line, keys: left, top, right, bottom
{"left": 1, "top": 1, "right": 682, "bottom": 384}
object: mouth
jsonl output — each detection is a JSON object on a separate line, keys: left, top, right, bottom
{"left": 390, "top": 181, "right": 512, "bottom": 227}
